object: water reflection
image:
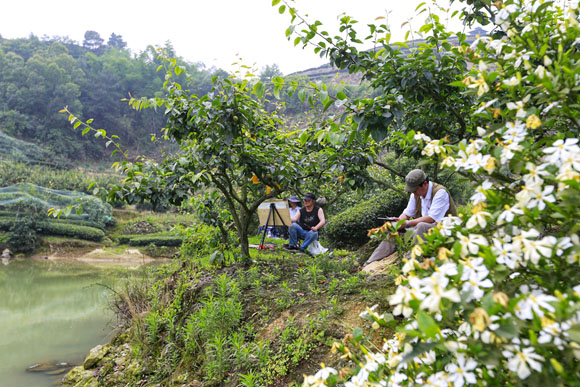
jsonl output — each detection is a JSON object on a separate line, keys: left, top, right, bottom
{"left": 0, "top": 259, "right": 145, "bottom": 386}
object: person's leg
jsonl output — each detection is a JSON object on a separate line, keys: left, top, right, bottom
{"left": 364, "top": 240, "right": 396, "bottom": 266}
{"left": 300, "top": 230, "right": 319, "bottom": 251}
{"left": 289, "top": 223, "right": 306, "bottom": 247}
{"left": 413, "top": 222, "right": 436, "bottom": 243}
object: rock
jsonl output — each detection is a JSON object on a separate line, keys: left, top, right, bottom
{"left": 26, "top": 360, "right": 74, "bottom": 373}
{"left": 1, "top": 249, "right": 11, "bottom": 259}
{"left": 83, "top": 344, "right": 110, "bottom": 369}
{"left": 62, "top": 365, "right": 95, "bottom": 386}
{"left": 361, "top": 252, "right": 398, "bottom": 276}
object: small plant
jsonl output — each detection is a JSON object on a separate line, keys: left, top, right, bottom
{"left": 205, "top": 334, "right": 229, "bottom": 383}
{"left": 340, "top": 274, "right": 362, "bottom": 295}
{"left": 239, "top": 371, "right": 261, "bottom": 387}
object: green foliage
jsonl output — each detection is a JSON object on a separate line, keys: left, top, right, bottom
{"left": 0, "top": 133, "right": 68, "bottom": 167}
{"left": 89, "top": 55, "right": 374, "bottom": 261}
{"left": 298, "top": 0, "right": 580, "bottom": 385}
{"left": 0, "top": 183, "right": 113, "bottom": 227}
{"left": 7, "top": 215, "right": 38, "bottom": 253}
{"left": 323, "top": 188, "right": 407, "bottom": 249}
{"left": 0, "top": 36, "right": 225, "bottom": 160}
{"left": 117, "top": 232, "right": 182, "bottom": 247}
{"left": 0, "top": 160, "right": 120, "bottom": 193}
{"left": 179, "top": 223, "right": 236, "bottom": 258}
{"left": 36, "top": 221, "right": 104, "bottom": 241}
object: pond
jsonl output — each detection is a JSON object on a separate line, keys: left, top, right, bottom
{"left": 0, "top": 258, "right": 149, "bottom": 387}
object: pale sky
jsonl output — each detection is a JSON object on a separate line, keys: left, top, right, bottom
{"left": 0, "top": 0, "right": 466, "bottom": 74}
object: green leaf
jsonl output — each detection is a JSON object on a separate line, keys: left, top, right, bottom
{"left": 417, "top": 311, "right": 439, "bottom": 338}
{"left": 568, "top": 324, "right": 580, "bottom": 343}
{"left": 272, "top": 0, "right": 280, "bottom": 5}
{"left": 353, "top": 327, "right": 364, "bottom": 341}
{"left": 495, "top": 322, "right": 518, "bottom": 339}
{"left": 336, "top": 91, "right": 347, "bottom": 100}
{"left": 298, "top": 89, "right": 306, "bottom": 103}
{"left": 82, "top": 127, "right": 90, "bottom": 136}
{"left": 279, "top": 5, "right": 286, "bottom": 14}
{"left": 253, "top": 81, "right": 265, "bottom": 99}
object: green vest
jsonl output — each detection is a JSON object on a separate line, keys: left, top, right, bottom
{"left": 413, "top": 182, "right": 457, "bottom": 219}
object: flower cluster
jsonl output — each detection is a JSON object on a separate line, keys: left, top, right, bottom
{"left": 304, "top": 0, "right": 580, "bottom": 385}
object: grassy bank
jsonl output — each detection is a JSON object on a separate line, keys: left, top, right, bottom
{"left": 62, "top": 244, "right": 398, "bottom": 386}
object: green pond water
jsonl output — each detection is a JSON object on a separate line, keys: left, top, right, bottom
{"left": 0, "top": 259, "right": 148, "bottom": 387}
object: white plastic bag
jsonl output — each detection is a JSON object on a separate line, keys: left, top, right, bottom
{"left": 308, "top": 240, "right": 328, "bottom": 255}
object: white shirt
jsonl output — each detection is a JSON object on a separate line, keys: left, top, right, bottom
{"left": 289, "top": 206, "right": 300, "bottom": 219}
{"left": 402, "top": 182, "right": 450, "bottom": 222}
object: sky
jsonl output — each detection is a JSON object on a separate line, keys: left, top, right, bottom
{"left": 0, "top": 0, "right": 466, "bottom": 75}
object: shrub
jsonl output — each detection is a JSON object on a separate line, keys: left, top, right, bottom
{"left": 8, "top": 216, "right": 38, "bottom": 253}
{"left": 117, "top": 232, "right": 183, "bottom": 247}
{"left": 304, "top": 0, "right": 580, "bottom": 385}
{"left": 322, "top": 188, "right": 407, "bottom": 249}
{"left": 179, "top": 223, "right": 236, "bottom": 258}
{"left": 36, "top": 221, "right": 105, "bottom": 241}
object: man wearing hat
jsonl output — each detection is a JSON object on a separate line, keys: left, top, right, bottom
{"left": 364, "top": 169, "right": 457, "bottom": 266}
{"left": 285, "top": 192, "right": 326, "bottom": 254}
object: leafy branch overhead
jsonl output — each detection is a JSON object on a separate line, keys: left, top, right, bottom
{"left": 61, "top": 54, "right": 374, "bottom": 261}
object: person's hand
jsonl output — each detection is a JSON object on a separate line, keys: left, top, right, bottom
{"left": 397, "top": 219, "right": 408, "bottom": 231}
{"left": 311, "top": 226, "right": 318, "bottom": 232}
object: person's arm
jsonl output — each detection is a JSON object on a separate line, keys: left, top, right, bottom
{"left": 406, "top": 215, "right": 436, "bottom": 228}
{"left": 291, "top": 210, "right": 301, "bottom": 223}
{"left": 391, "top": 195, "right": 415, "bottom": 222}
{"left": 311, "top": 208, "right": 326, "bottom": 232}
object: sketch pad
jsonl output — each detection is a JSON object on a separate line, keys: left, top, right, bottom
{"left": 257, "top": 200, "right": 292, "bottom": 226}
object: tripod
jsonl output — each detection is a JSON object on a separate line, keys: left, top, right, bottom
{"left": 258, "top": 202, "right": 287, "bottom": 250}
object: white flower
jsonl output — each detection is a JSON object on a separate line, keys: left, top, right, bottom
{"left": 390, "top": 286, "right": 418, "bottom": 317}
{"left": 515, "top": 286, "right": 557, "bottom": 320}
{"left": 439, "top": 216, "right": 462, "bottom": 236}
{"left": 496, "top": 4, "right": 518, "bottom": 28}
{"left": 538, "top": 320, "right": 570, "bottom": 350}
{"left": 503, "top": 76, "right": 520, "bottom": 86}
{"left": 492, "top": 239, "right": 522, "bottom": 269}
{"left": 423, "top": 139, "right": 445, "bottom": 157}
{"left": 460, "top": 258, "right": 494, "bottom": 301}
{"left": 414, "top": 132, "right": 432, "bottom": 142}
{"left": 345, "top": 369, "right": 369, "bottom": 387}
{"left": 445, "top": 354, "right": 478, "bottom": 386}
{"left": 544, "top": 138, "right": 580, "bottom": 165}
{"left": 522, "top": 162, "right": 549, "bottom": 186}
{"left": 503, "top": 121, "right": 527, "bottom": 143}
{"left": 475, "top": 99, "right": 498, "bottom": 114}
{"left": 502, "top": 345, "right": 544, "bottom": 379}
{"left": 457, "top": 233, "right": 489, "bottom": 257}
{"left": 518, "top": 229, "right": 555, "bottom": 264}
{"left": 526, "top": 185, "right": 556, "bottom": 211}
{"left": 314, "top": 366, "right": 338, "bottom": 381}
{"left": 470, "top": 180, "right": 493, "bottom": 204}
{"left": 534, "top": 65, "right": 551, "bottom": 79}
{"left": 506, "top": 100, "right": 528, "bottom": 118}
{"left": 497, "top": 204, "right": 524, "bottom": 224}
{"left": 425, "top": 371, "right": 449, "bottom": 387}
{"left": 544, "top": 138, "right": 580, "bottom": 166}
{"left": 419, "top": 272, "right": 461, "bottom": 312}
{"left": 466, "top": 209, "right": 492, "bottom": 229}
